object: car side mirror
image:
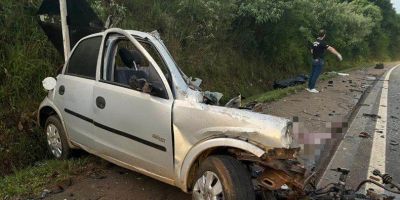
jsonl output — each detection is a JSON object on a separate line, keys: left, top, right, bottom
{"left": 42, "top": 77, "right": 57, "bottom": 91}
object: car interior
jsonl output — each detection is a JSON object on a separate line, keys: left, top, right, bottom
{"left": 103, "top": 37, "right": 168, "bottom": 99}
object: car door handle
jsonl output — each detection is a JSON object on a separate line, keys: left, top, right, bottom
{"left": 59, "top": 85, "right": 65, "bottom": 95}
{"left": 96, "top": 96, "right": 106, "bottom": 109}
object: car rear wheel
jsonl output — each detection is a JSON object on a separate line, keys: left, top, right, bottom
{"left": 45, "top": 115, "right": 71, "bottom": 159}
{"left": 192, "top": 155, "right": 255, "bottom": 200}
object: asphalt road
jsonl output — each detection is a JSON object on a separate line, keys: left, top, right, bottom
{"left": 319, "top": 64, "right": 400, "bottom": 197}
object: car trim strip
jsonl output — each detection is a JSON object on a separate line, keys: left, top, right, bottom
{"left": 64, "top": 108, "right": 167, "bottom": 152}
{"left": 64, "top": 108, "right": 94, "bottom": 123}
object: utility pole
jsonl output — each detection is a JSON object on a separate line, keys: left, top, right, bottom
{"left": 59, "top": 0, "right": 70, "bottom": 62}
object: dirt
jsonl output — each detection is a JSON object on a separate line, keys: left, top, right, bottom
{"left": 44, "top": 164, "right": 190, "bottom": 200}
{"left": 43, "top": 63, "right": 398, "bottom": 200}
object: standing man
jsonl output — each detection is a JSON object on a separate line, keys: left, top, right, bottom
{"left": 307, "top": 29, "right": 342, "bottom": 93}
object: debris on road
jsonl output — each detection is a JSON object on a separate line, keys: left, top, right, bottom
{"left": 337, "top": 72, "right": 349, "bottom": 76}
{"left": 273, "top": 75, "right": 308, "bottom": 89}
{"left": 366, "top": 76, "right": 377, "bottom": 81}
{"left": 328, "top": 71, "right": 350, "bottom": 76}
{"left": 390, "top": 140, "right": 399, "bottom": 146}
{"left": 350, "top": 88, "right": 363, "bottom": 93}
{"left": 363, "top": 113, "right": 381, "bottom": 119}
{"left": 374, "top": 63, "right": 384, "bottom": 69}
{"left": 41, "top": 189, "right": 51, "bottom": 198}
{"left": 359, "top": 132, "right": 371, "bottom": 138}
{"left": 390, "top": 115, "right": 399, "bottom": 120}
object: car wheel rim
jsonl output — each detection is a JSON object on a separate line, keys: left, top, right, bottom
{"left": 46, "top": 123, "right": 62, "bottom": 158}
{"left": 193, "top": 171, "right": 224, "bottom": 200}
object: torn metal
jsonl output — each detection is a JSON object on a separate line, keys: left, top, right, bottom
{"left": 231, "top": 148, "right": 306, "bottom": 194}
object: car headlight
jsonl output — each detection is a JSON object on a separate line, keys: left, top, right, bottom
{"left": 281, "top": 121, "right": 294, "bottom": 148}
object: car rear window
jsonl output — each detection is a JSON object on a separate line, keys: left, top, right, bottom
{"left": 66, "top": 36, "right": 102, "bottom": 79}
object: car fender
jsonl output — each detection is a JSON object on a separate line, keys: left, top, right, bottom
{"left": 177, "top": 137, "right": 265, "bottom": 192}
{"left": 38, "top": 97, "right": 75, "bottom": 147}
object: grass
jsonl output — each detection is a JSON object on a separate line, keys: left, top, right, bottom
{"left": 245, "top": 84, "right": 306, "bottom": 103}
{"left": 0, "top": 158, "right": 90, "bottom": 199}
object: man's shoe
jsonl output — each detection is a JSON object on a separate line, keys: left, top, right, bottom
{"left": 306, "top": 88, "right": 319, "bottom": 93}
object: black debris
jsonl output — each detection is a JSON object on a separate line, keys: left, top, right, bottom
{"left": 244, "top": 101, "right": 258, "bottom": 110}
{"left": 375, "top": 63, "right": 384, "bottom": 69}
{"left": 273, "top": 75, "right": 308, "bottom": 89}
{"left": 363, "top": 113, "right": 381, "bottom": 119}
{"left": 350, "top": 89, "right": 363, "bottom": 93}
{"left": 359, "top": 132, "right": 370, "bottom": 138}
{"left": 390, "top": 140, "right": 399, "bottom": 146}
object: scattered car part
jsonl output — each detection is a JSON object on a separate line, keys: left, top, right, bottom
{"left": 375, "top": 63, "right": 384, "bottom": 69}
{"left": 225, "top": 94, "right": 242, "bottom": 108}
{"left": 273, "top": 75, "right": 308, "bottom": 89}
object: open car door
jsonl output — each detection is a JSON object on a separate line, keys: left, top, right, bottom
{"left": 91, "top": 29, "right": 175, "bottom": 181}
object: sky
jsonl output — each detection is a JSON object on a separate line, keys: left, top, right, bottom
{"left": 393, "top": 0, "right": 400, "bottom": 13}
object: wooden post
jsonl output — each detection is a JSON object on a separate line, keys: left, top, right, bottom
{"left": 59, "top": 0, "right": 70, "bottom": 62}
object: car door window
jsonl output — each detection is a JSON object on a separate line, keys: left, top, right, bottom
{"left": 101, "top": 35, "right": 168, "bottom": 99}
{"left": 65, "top": 36, "right": 102, "bottom": 79}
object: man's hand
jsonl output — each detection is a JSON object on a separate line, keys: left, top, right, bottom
{"left": 328, "top": 46, "right": 342, "bottom": 61}
{"left": 337, "top": 54, "right": 343, "bottom": 61}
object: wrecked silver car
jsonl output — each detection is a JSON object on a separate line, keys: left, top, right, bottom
{"left": 38, "top": 28, "right": 305, "bottom": 199}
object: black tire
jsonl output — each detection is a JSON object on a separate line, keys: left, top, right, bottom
{"left": 44, "top": 115, "right": 71, "bottom": 159}
{"left": 192, "top": 155, "right": 255, "bottom": 200}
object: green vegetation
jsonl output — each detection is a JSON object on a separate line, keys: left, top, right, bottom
{"left": 92, "top": 0, "right": 400, "bottom": 99}
{"left": 245, "top": 85, "right": 306, "bottom": 103}
{"left": 0, "top": 0, "right": 399, "bottom": 190}
{"left": 0, "top": 158, "right": 90, "bottom": 198}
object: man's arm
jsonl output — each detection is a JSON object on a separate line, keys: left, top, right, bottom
{"left": 327, "top": 46, "right": 343, "bottom": 61}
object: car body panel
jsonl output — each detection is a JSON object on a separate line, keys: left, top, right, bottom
{"left": 174, "top": 136, "right": 266, "bottom": 191}
{"left": 92, "top": 81, "right": 174, "bottom": 178}
{"left": 55, "top": 75, "right": 96, "bottom": 147}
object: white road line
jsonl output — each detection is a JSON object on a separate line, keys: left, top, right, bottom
{"left": 366, "top": 65, "right": 399, "bottom": 193}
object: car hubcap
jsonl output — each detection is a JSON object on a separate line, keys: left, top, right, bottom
{"left": 46, "top": 123, "right": 62, "bottom": 158}
{"left": 193, "top": 171, "right": 224, "bottom": 200}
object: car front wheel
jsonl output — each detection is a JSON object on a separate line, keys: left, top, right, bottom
{"left": 192, "top": 155, "right": 255, "bottom": 200}
{"left": 45, "top": 115, "right": 71, "bottom": 159}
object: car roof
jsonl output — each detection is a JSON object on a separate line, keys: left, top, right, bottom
{"left": 82, "top": 29, "right": 154, "bottom": 40}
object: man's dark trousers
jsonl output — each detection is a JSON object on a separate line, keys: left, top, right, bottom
{"left": 308, "top": 58, "right": 324, "bottom": 89}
